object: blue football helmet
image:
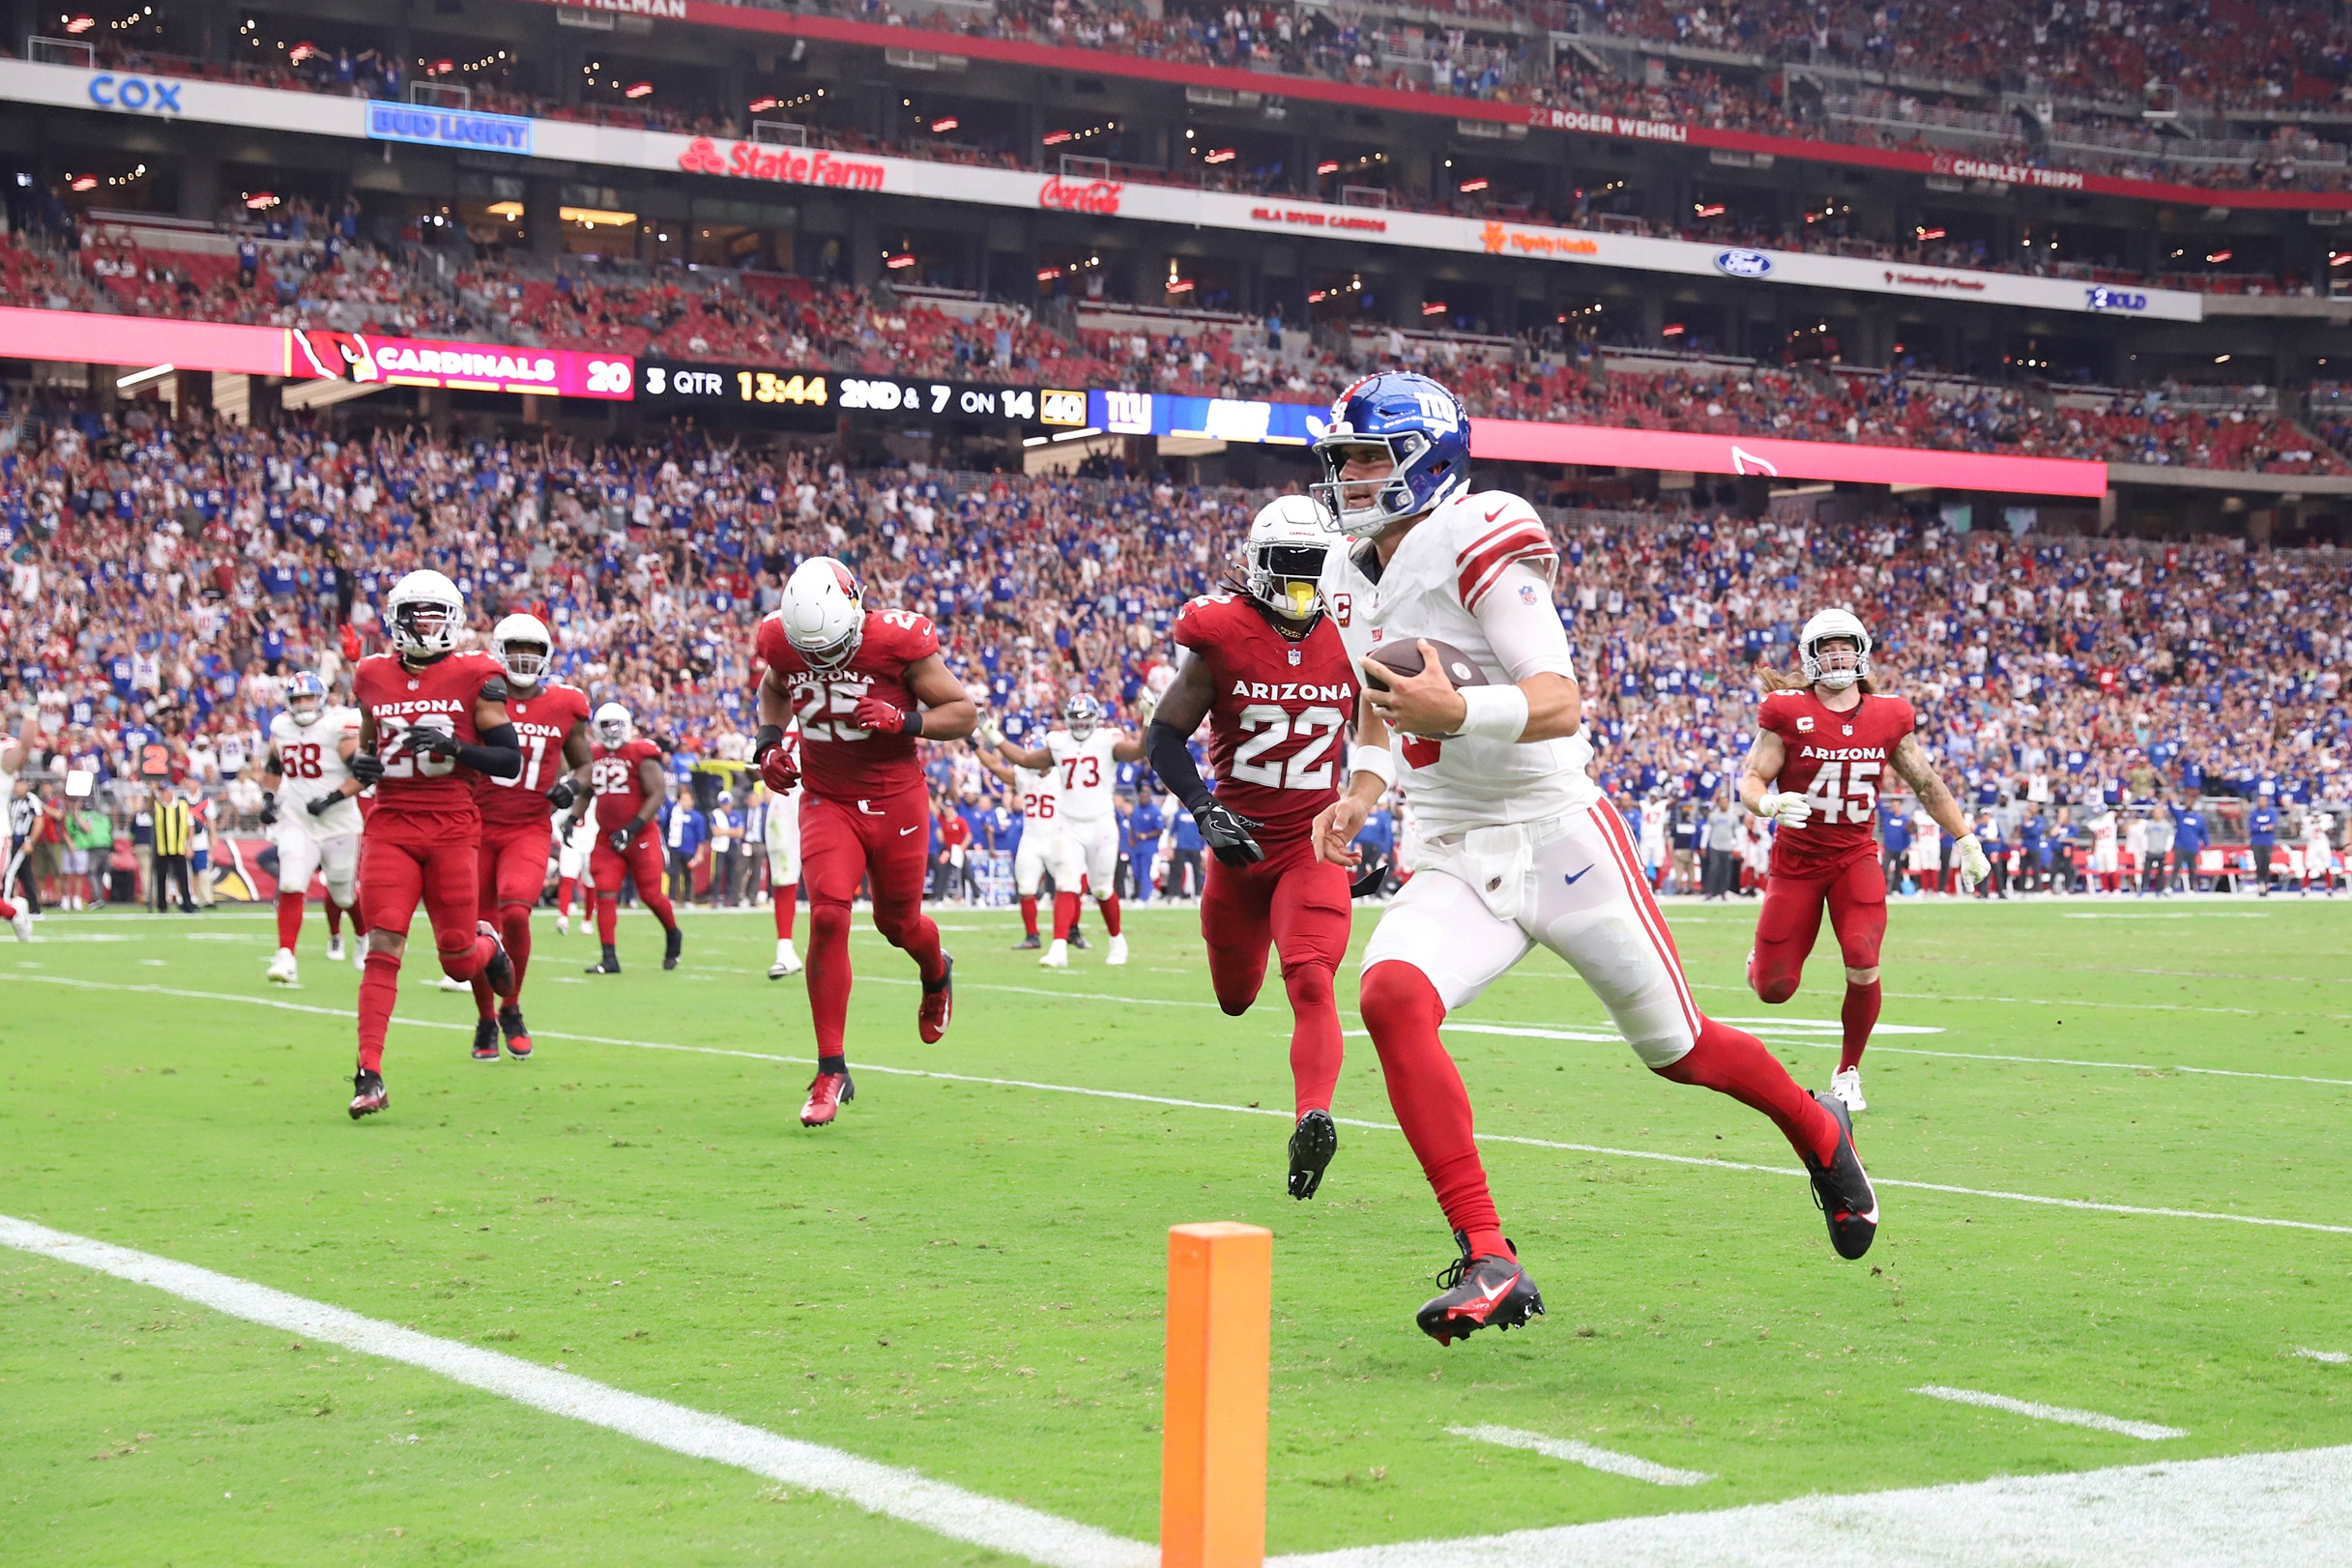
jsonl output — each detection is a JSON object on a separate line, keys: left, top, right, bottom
{"left": 1310, "top": 371, "right": 1472, "bottom": 537}
{"left": 286, "top": 670, "right": 329, "bottom": 727}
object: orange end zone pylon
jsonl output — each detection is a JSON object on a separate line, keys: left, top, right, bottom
{"left": 1161, "top": 1222, "right": 1272, "bottom": 1568}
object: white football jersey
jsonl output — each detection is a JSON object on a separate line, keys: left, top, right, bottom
{"left": 1350, "top": 488, "right": 1595, "bottom": 840}
{"left": 1013, "top": 761, "right": 1060, "bottom": 834}
{"left": 269, "top": 706, "right": 362, "bottom": 838}
{"left": 1044, "top": 728, "right": 1119, "bottom": 823}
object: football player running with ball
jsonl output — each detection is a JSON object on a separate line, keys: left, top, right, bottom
{"left": 988, "top": 694, "right": 1146, "bottom": 969}
{"left": 469, "top": 614, "right": 593, "bottom": 1060}
{"left": 583, "top": 702, "right": 682, "bottom": 974}
{"left": 344, "top": 570, "right": 522, "bottom": 1118}
{"left": 1741, "top": 609, "right": 1989, "bottom": 1114}
{"left": 753, "top": 558, "right": 976, "bottom": 1127}
{"left": 261, "top": 670, "right": 366, "bottom": 985}
{"left": 1309, "top": 372, "right": 1879, "bottom": 1345}
{"left": 1146, "top": 494, "right": 1362, "bottom": 1199}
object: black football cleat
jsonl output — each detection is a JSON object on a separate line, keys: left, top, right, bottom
{"left": 662, "top": 925, "right": 683, "bottom": 972}
{"left": 471, "top": 1017, "right": 502, "bottom": 1061}
{"left": 1011, "top": 933, "right": 1041, "bottom": 950}
{"left": 586, "top": 944, "right": 622, "bottom": 974}
{"left": 477, "top": 921, "right": 517, "bottom": 1001}
{"left": 348, "top": 1068, "right": 389, "bottom": 1119}
{"left": 918, "top": 954, "right": 953, "bottom": 1044}
{"left": 1288, "top": 1109, "right": 1338, "bottom": 1200}
{"left": 1416, "top": 1232, "right": 1544, "bottom": 1346}
{"left": 1067, "top": 926, "right": 1089, "bottom": 950}
{"left": 800, "top": 1068, "right": 854, "bottom": 1127}
{"left": 1804, "top": 1090, "right": 1879, "bottom": 1260}
{"left": 498, "top": 1005, "right": 534, "bottom": 1060}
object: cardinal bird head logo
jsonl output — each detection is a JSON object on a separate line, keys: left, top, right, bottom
{"left": 292, "top": 329, "right": 381, "bottom": 385}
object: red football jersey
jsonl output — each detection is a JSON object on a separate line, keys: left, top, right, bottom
{"left": 1173, "top": 593, "right": 1360, "bottom": 845}
{"left": 477, "top": 682, "right": 591, "bottom": 830}
{"left": 1757, "top": 687, "right": 1918, "bottom": 874}
{"left": 352, "top": 650, "right": 507, "bottom": 826}
{"left": 590, "top": 737, "right": 665, "bottom": 832}
{"left": 753, "top": 607, "right": 940, "bottom": 802}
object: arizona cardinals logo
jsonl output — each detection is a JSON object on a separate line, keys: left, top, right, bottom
{"left": 292, "top": 329, "right": 381, "bottom": 385}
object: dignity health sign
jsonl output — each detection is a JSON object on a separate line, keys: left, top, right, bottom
{"left": 363, "top": 101, "right": 533, "bottom": 155}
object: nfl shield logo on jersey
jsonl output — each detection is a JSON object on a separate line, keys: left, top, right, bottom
{"left": 1518, "top": 582, "right": 1540, "bottom": 605}
{"left": 1843, "top": 724, "right": 1854, "bottom": 735}
{"left": 1288, "top": 646, "right": 1302, "bottom": 666}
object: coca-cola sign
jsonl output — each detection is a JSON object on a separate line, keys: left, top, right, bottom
{"left": 1037, "top": 175, "right": 1124, "bottom": 215}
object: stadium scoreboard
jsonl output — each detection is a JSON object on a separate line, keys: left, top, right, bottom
{"left": 637, "top": 361, "right": 1087, "bottom": 428}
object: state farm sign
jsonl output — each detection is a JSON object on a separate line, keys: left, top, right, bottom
{"left": 1038, "top": 175, "right": 1124, "bottom": 215}
{"left": 677, "top": 137, "right": 886, "bottom": 190}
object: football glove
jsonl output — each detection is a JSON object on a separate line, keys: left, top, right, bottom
{"left": 853, "top": 692, "right": 920, "bottom": 737}
{"left": 349, "top": 751, "right": 384, "bottom": 786}
{"left": 1196, "top": 799, "right": 1264, "bottom": 867}
{"left": 258, "top": 792, "right": 278, "bottom": 827}
{"left": 408, "top": 726, "right": 462, "bottom": 760}
{"left": 759, "top": 746, "right": 799, "bottom": 795}
{"left": 545, "top": 776, "right": 577, "bottom": 813}
{"left": 608, "top": 827, "right": 637, "bottom": 857}
{"left": 975, "top": 715, "right": 1003, "bottom": 748}
{"left": 305, "top": 793, "right": 341, "bottom": 818}
{"left": 1954, "top": 832, "right": 1992, "bottom": 894}
{"left": 1754, "top": 791, "right": 1813, "bottom": 828}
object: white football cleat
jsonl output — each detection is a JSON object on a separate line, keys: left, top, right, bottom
{"left": 353, "top": 940, "right": 369, "bottom": 972}
{"left": 9, "top": 906, "right": 33, "bottom": 942}
{"left": 436, "top": 974, "right": 472, "bottom": 994}
{"left": 1829, "top": 1066, "right": 1868, "bottom": 1115}
{"left": 1106, "top": 934, "right": 1128, "bottom": 967}
{"left": 769, "top": 939, "right": 802, "bottom": 979}
{"left": 326, "top": 936, "right": 346, "bottom": 963}
{"left": 1039, "top": 938, "right": 1069, "bottom": 969}
{"left": 265, "top": 947, "right": 299, "bottom": 986}
{"left": 554, "top": 914, "right": 570, "bottom": 937}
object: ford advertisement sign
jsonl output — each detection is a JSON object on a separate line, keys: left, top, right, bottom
{"left": 1713, "top": 248, "right": 1774, "bottom": 278}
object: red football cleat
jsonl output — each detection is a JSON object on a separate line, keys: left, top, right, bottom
{"left": 498, "top": 1005, "right": 534, "bottom": 1061}
{"left": 348, "top": 1069, "right": 389, "bottom": 1119}
{"left": 799, "top": 1069, "right": 855, "bottom": 1128}
{"left": 918, "top": 954, "right": 953, "bottom": 1044}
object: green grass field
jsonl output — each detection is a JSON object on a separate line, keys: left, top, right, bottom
{"left": 3, "top": 893, "right": 2349, "bottom": 1564}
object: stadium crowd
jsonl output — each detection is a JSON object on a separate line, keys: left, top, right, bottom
{"left": 1, "top": 229, "right": 2339, "bottom": 478}
{"left": 1, "top": 399, "right": 2344, "bottom": 916}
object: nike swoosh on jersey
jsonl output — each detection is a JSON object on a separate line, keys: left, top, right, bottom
{"left": 899, "top": 826, "right": 919, "bottom": 836}
{"left": 1562, "top": 865, "right": 1593, "bottom": 886}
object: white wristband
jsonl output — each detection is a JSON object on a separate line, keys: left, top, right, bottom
{"left": 1455, "top": 683, "right": 1530, "bottom": 744}
{"left": 1349, "top": 742, "right": 1397, "bottom": 791}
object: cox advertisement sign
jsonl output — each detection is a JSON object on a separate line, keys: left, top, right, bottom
{"left": 292, "top": 330, "right": 632, "bottom": 399}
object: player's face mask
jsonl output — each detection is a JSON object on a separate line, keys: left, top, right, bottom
{"left": 1813, "top": 637, "right": 1863, "bottom": 689}
{"left": 502, "top": 639, "right": 550, "bottom": 685}
{"left": 1249, "top": 540, "right": 1329, "bottom": 622}
{"left": 289, "top": 695, "right": 322, "bottom": 725}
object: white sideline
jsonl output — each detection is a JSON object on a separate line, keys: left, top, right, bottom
{"left": 0, "top": 1215, "right": 1154, "bottom": 1568}
{"left": 7, "top": 972, "right": 2352, "bottom": 1238}
{"left": 1910, "top": 1386, "right": 2186, "bottom": 1441}
{"left": 1263, "top": 1443, "right": 2352, "bottom": 1568}
{"left": 2296, "top": 1349, "right": 2350, "bottom": 1365}
{"left": 1449, "top": 1425, "right": 1713, "bottom": 1486}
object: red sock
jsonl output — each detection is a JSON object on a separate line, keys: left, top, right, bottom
{"left": 501, "top": 904, "right": 532, "bottom": 992}
{"left": 1096, "top": 895, "right": 1121, "bottom": 937}
{"left": 1840, "top": 979, "right": 1880, "bottom": 1073}
{"left": 640, "top": 873, "right": 678, "bottom": 931}
{"left": 595, "top": 890, "right": 618, "bottom": 944}
{"left": 806, "top": 902, "right": 854, "bottom": 1056}
{"left": 557, "top": 876, "right": 576, "bottom": 917}
{"left": 772, "top": 885, "right": 798, "bottom": 940}
{"left": 0, "top": 897, "right": 16, "bottom": 920}
{"left": 471, "top": 971, "right": 497, "bottom": 1020}
{"left": 275, "top": 890, "right": 305, "bottom": 951}
{"left": 1359, "top": 961, "right": 1509, "bottom": 1262}
{"left": 1656, "top": 1016, "right": 1839, "bottom": 1165}
{"left": 1053, "top": 891, "right": 1079, "bottom": 941}
{"left": 1284, "top": 960, "right": 1343, "bottom": 1118}
{"left": 357, "top": 948, "right": 400, "bottom": 1074}
{"left": 324, "top": 899, "right": 342, "bottom": 939}
{"left": 1019, "top": 894, "right": 1039, "bottom": 938}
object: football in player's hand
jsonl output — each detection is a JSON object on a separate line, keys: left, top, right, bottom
{"left": 1362, "top": 638, "right": 1487, "bottom": 692}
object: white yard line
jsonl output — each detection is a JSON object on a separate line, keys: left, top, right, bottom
{"left": 1449, "top": 1425, "right": 1712, "bottom": 1487}
{"left": 2295, "top": 1349, "right": 2350, "bottom": 1365}
{"left": 9, "top": 973, "right": 2352, "bottom": 1237}
{"left": 1910, "top": 1386, "right": 2185, "bottom": 1441}
{"left": 1264, "top": 1442, "right": 2352, "bottom": 1568}
{"left": 0, "top": 1215, "right": 1153, "bottom": 1568}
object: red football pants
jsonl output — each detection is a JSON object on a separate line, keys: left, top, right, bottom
{"left": 356, "top": 821, "right": 494, "bottom": 1072}
{"left": 478, "top": 823, "right": 551, "bottom": 993}
{"left": 1200, "top": 836, "right": 1351, "bottom": 1118}
{"left": 800, "top": 786, "right": 944, "bottom": 1059}
{"left": 1748, "top": 854, "right": 1886, "bottom": 1003}
{"left": 589, "top": 832, "right": 675, "bottom": 943}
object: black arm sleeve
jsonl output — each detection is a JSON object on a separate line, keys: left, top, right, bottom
{"left": 453, "top": 721, "right": 522, "bottom": 780}
{"left": 1145, "top": 721, "right": 1215, "bottom": 813}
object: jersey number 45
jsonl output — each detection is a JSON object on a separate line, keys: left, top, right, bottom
{"left": 1802, "top": 759, "right": 1881, "bottom": 825}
